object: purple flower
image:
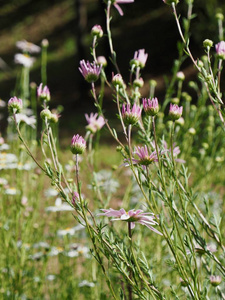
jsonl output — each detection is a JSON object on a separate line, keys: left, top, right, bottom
{"left": 85, "top": 113, "right": 105, "bottom": 133}
{"left": 79, "top": 60, "right": 102, "bottom": 83}
{"left": 8, "top": 97, "right": 23, "bottom": 114}
{"left": 131, "top": 49, "right": 148, "bottom": 68}
{"left": 215, "top": 41, "right": 225, "bottom": 59}
{"left": 169, "top": 103, "right": 183, "bottom": 121}
{"left": 134, "top": 146, "right": 159, "bottom": 166}
{"left": 98, "top": 208, "right": 162, "bottom": 234}
{"left": 122, "top": 103, "right": 142, "bottom": 125}
{"left": 112, "top": 0, "right": 134, "bottom": 16}
{"left": 143, "top": 97, "right": 159, "bottom": 116}
{"left": 37, "top": 83, "right": 50, "bottom": 102}
{"left": 71, "top": 134, "right": 86, "bottom": 155}
{"left": 123, "top": 145, "right": 165, "bottom": 168}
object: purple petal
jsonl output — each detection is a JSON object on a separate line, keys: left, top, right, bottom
{"left": 114, "top": 3, "right": 124, "bottom": 16}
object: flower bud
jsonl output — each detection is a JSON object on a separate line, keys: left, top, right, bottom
{"left": 112, "top": 74, "right": 125, "bottom": 89}
{"left": 37, "top": 83, "right": 50, "bottom": 102}
{"left": 203, "top": 39, "right": 213, "bottom": 49}
{"left": 8, "top": 97, "right": 23, "bottom": 114}
{"left": 130, "top": 49, "right": 148, "bottom": 69}
{"left": 210, "top": 275, "right": 222, "bottom": 287}
{"left": 91, "top": 25, "right": 103, "bottom": 38}
{"left": 188, "top": 81, "right": 197, "bottom": 89}
{"left": 122, "top": 103, "right": 142, "bottom": 125}
{"left": 167, "top": 120, "right": 173, "bottom": 128}
{"left": 149, "top": 79, "right": 157, "bottom": 88}
{"left": 41, "top": 39, "right": 49, "bottom": 48}
{"left": 176, "top": 71, "right": 185, "bottom": 81}
{"left": 175, "top": 117, "right": 184, "bottom": 126}
{"left": 97, "top": 56, "right": 107, "bottom": 67}
{"left": 202, "top": 142, "right": 209, "bottom": 149}
{"left": 40, "top": 108, "right": 52, "bottom": 120}
{"left": 215, "top": 41, "right": 225, "bottom": 59}
{"left": 72, "top": 191, "right": 79, "bottom": 206}
{"left": 215, "top": 13, "right": 224, "bottom": 21}
{"left": 143, "top": 97, "right": 159, "bottom": 116}
{"left": 215, "top": 156, "right": 224, "bottom": 163}
{"left": 133, "top": 77, "right": 144, "bottom": 88}
{"left": 131, "top": 90, "right": 141, "bottom": 99}
{"left": 182, "top": 92, "right": 192, "bottom": 102}
{"left": 71, "top": 134, "right": 86, "bottom": 155}
{"left": 168, "top": 103, "right": 183, "bottom": 121}
{"left": 188, "top": 127, "right": 196, "bottom": 135}
{"left": 191, "top": 104, "right": 197, "bottom": 111}
{"left": 50, "top": 113, "right": 59, "bottom": 123}
{"left": 171, "top": 97, "right": 180, "bottom": 105}
{"left": 197, "top": 60, "right": 204, "bottom": 68}
{"left": 162, "top": 0, "right": 179, "bottom": 5}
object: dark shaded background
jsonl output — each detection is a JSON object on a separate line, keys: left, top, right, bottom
{"left": 0, "top": 0, "right": 225, "bottom": 135}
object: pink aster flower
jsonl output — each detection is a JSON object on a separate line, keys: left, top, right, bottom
{"left": 123, "top": 145, "right": 165, "bottom": 168}
{"left": 142, "top": 97, "right": 159, "bottom": 116}
{"left": 79, "top": 60, "right": 102, "bottom": 83}
{"left": 215, "top": 41, "right": 225, "bottom": 59}
{"left": 71, "top": 134, "right": 86, "bottom": 155}
{"left": 85, "top": 113, "right": 105, "bottom": 133}
{"left": 134, "top": 146, "right": 159, "bottom": 166}
{"left": 131, "top": 49, "right": 148, "bottom": 68}
{"left": 169, "top": 103, "right": 183, "bottom": 121}
{"left": 98, "top": 208, "right": 162, "bottom": 234}
{"left": 112, "top": 0, "right": 134, "bottom": 16}
{"left": 122, "top": 103, "right": 142, "bottom": 125}
{"left": 37, "top": 83, "right": 50, "bottom": 102}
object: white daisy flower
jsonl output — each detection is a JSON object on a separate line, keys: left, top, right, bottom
{"left": 45, "top": 198, "right": 74, "bottom": 212}
{"left": 46, "top": 274, "right": 56, "bottom": 281}
{"left": 14, "top": 53, "right": 36, "bottom": 68}
{"left": 16, "top": 40, "right": 41, "bottom": 53}
{"left": 5, "top": 187, "right": 18, "bottom": 195}
{"left": 78, "top": 280, "right": 95, "bottom": 288}
{"left": 44, "top": 188, "right": 58, "bottom": 197}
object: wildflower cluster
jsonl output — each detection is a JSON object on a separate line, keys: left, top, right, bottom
{"left": 3, "top": 1, "right": 225, "bottom": 299}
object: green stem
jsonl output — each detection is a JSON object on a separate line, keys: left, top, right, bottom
{"left": 75, "top": 154, "right": 118, "bottom": 300}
